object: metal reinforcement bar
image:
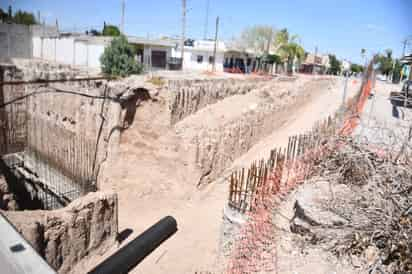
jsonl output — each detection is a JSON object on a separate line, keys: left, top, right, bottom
{"left": 88, "top": 216, "right": 178, "bottom": 274}
{"left": 0, "top": 76, "right": 115, "bottom": 86}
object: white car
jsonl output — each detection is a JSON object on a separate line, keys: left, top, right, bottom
{"left": 376, "top": 74, "right": 387, "bottom": 81}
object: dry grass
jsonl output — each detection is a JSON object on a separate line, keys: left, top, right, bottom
{"left": 311, "top": 139, "right": 412, "bottom": 273}
{"left": 146, "top": 76, "right": 165, "bottom": 86}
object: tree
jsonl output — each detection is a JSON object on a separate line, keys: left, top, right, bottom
{"left": 100, "top": 35, "right": 143, "bottom": 77}
{"left": 13, "top": 10, "right": 37, "bottom": 25}
{"left": 0, "top": 8, "right": 8, "bottom": 22}
{"left": 239, "top": 25, "right": 276, "bottom": 56}
{"left": 88, "top": 29, "right": 102, "bottom": 36}
{"left": 328, "top": 54, "right": 341, "bottom": 75}
{"left": 8, "top": 5, "right": 12, "bottom": 20}
{"left": 229, "top": 25, "right": 277, "bottom": 72}
{"left": 350, "top": 63, "right": 363, "bottom": 74}
{"left": 361, "top": 48, "right": 366, "bottom": 57}
{"left": 376, "top": 49, "right": 394, "bottom": 76}
{"left": 102, "top": 23, "right": 120, "bottom": 36}
{"left": 392, "top": 59, "right": 402, "bottom": 83}
{"left": 276, "top": 29, "right": 305, "bottom": 74}
{"left": 274, "top": 28, "right": 299, "bottom": 50}
{"left": 264, "top": 54, "right": 281, "bottom": 65}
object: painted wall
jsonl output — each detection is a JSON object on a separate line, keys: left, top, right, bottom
{"left": 0, "top": 23, "right": 32, "bottom": 60}
{"left": 56, "top": 38, "right": 75, "bottom": 64}
{"left": 171, "top": 48, "right": 224, "bottom": 72}
{"left": 143, "top": 45, "right": 171, "bottom": 69}
{"left": 33, "top": 36, "right": 105, "bottom": 69}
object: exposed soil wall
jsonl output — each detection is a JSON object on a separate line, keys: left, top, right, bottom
{"left": 175, "top": 77, "right": 338, "bottom": 185}
{"left": 3, "top": 191, "right": 118, "bottom": 274}
{"left": 111, "top": 76, "right": 341, "bottom": 196}
{"left": 168, "top": 78, "right": 266, "bottom": 124}
{"left": 1, "top": 60, "right": 152, "bottom": 205}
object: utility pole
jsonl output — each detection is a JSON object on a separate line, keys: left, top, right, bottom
{"left": 203, "top": 0, "right": 210, "bottom": 40}
{"left": 121, "top": 0, "right": 125, "bottom": 34}
{"left": 212, "top": 16, "right": 219, "bottom": 72}
{"left": 402, "top": 39, "right": 408, "bottom": 57}
{"left": 265, "top": 28, "right": 273, "bottom": 74}
{"left": 180, "top": 0, "right": 186, "bottom": 70}
{"left": 313, "top": 46, "right": 318, "bottom": 75}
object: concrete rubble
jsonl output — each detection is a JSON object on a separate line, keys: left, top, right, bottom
{"left": 3, "top": 191, "right": 118, "bottom": 274}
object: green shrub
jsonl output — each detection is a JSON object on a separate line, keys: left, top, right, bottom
{"left": 100, "top": 35, "right": 143, "bottom": 77}
{"left": 102, "top": 24, "right": 121, "bottom": 36}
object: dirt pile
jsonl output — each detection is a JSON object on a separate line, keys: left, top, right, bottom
{"left": 291, "top": 139, "right": 412, "bottom": 273}
{"left": 3, "top": 191, "right": 118, "bottom": 274}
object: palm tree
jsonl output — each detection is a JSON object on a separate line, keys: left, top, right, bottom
{"left": 275, "top": 29, "right": 305, "bottom": 75}
{"left": 361, "top": 48, "right": 366, "bottom": 58}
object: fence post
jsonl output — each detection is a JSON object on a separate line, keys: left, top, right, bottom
{"left": 342, "top": 74, "right": 348, "bottom": 107}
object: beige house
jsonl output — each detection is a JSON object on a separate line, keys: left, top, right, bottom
{"left": 300, "top": 52, "right": 330, "bottom": 74}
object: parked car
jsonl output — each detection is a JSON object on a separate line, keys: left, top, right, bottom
{"left": 376, "top": 74, "right": 387, "bottom": 81}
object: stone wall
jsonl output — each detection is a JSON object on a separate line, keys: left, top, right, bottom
{"left": 168, "top": 78, "right": 266, "bottom": 125}
{"left": 3, "top": 191, "right": 118, "bottom": 274}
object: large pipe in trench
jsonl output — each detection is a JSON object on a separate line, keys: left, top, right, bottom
{"left": 87, "top": 216, "right": 177, "bottom": 274}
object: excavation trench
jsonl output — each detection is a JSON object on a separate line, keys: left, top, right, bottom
{"left": 109, "top": 75, "right": 341, "bottom": 197}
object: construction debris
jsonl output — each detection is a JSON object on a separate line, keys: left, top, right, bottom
{"left": 292, "top": 138, "right": 412, "bottom": 273}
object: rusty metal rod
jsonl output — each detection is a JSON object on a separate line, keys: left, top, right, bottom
{"left": 0, "top": 76, "right": 115, "bottom": 86}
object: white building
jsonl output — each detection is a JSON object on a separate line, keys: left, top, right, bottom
{"left": 32, "top": 35, "right": 110, "bottom": 68}
{"left": 32, "top": 33, "right": 227, "bottom": 72}
{"left": 172, "top": 40, "right": 226, "bottom": 72}
{"left": 127, "top": 36, "right": 176, "bottom": 70}
{"left": 32, "top": 34, "right": 179, "bottom": 70}
{"left": 341, "top": 59, "right": 351, "bottom": 73}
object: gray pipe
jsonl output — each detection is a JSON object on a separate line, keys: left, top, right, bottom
{"left": 88, "top": 216, "right": 177, "bottom": 274}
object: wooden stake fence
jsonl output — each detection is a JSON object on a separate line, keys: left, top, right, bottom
{"left": 228, "top": 114, "right": 338, "bottom": 213}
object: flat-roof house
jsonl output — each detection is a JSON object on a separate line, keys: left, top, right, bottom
{"left": 127, "top": 36, "right": 176, "bottom": 70}
{"left": 300, "top": 53, "right": 330, "bottom": 74}
{"left": 172, "top": 39, "right": 226, "bottom": 72}
{"left": 32, "top": 32, "right": 178, "bottom": 71}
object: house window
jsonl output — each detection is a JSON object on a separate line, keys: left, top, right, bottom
{"left": 209, "top": 56, "right": 214, "bottom": 64}
{"left": 197, "top": 55, "right": 203, "bottom": 63}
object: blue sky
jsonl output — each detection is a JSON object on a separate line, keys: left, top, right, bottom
{"left": 1, "top": 0, "right": 411, "bottom": 63}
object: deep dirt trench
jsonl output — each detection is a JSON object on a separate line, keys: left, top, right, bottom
{"left": 77, "top": 75, "right": 361, "bottom": 274}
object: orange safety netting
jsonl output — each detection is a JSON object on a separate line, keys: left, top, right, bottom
{"left": 227, "top": 74, "right": 374, "bottom": 274}
{"left": 339, "top": 79, "right": 372, "bottom": 136}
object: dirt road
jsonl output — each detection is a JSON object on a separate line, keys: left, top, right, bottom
{"left": 96, "top": 75, "right": 361, "bottom": 274}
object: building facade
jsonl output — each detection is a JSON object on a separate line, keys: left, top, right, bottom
{"left": 172, "top": 40, "right": 226, "bottom": 72}
{"left": 300, "top": 53, "right": 330, "bottom": 74}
